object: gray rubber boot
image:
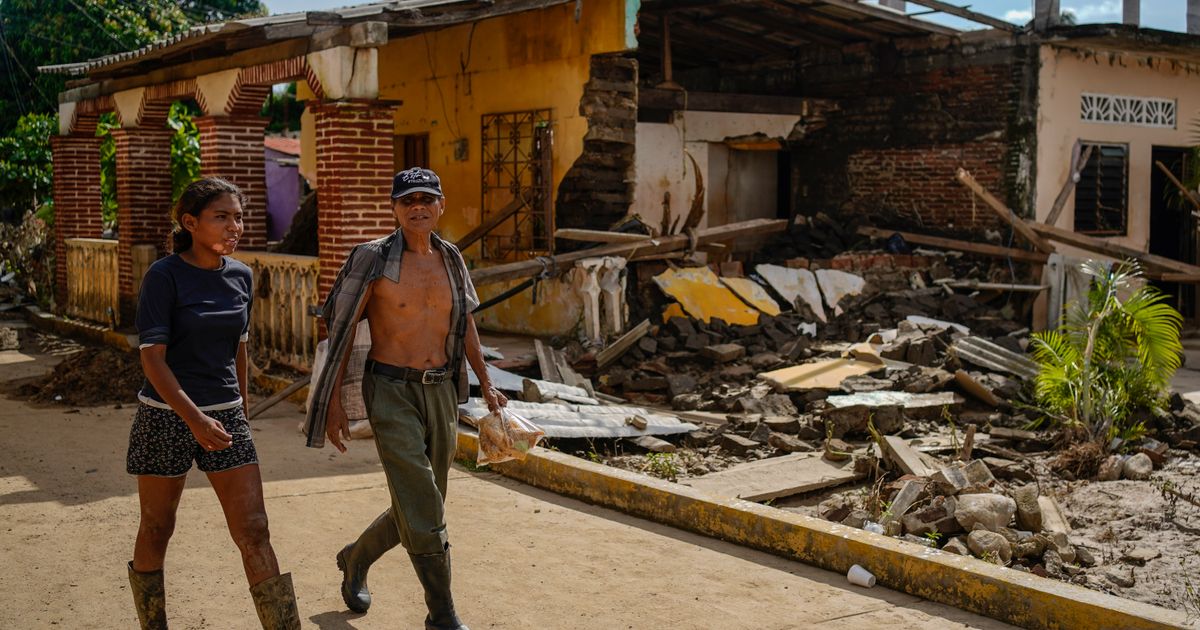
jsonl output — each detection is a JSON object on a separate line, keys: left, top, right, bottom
{"left": 336, "top": 509, "right": 402, "bottom": 613}
{"left": 249, "top": 572, "right": 301, "bottom": 630}
{"left": 127, "top": 562, "right": 167, "bottom": 630}
{"left": 409, "top": 546, "right": 469, "bottom": 630}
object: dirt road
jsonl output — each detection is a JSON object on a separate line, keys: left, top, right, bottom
{"left": 0, "top": 351, "right": 1010, "bottom": 629}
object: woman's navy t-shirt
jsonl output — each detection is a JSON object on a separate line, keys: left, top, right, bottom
{"left": 135, "top": 254, "right": 253, "bottom": 409}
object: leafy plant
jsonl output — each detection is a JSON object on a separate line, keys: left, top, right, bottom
{"left": 97, "top": 113, "right": 119, "bottom": 229}
{"left": 1030, "top": 260, "right": 1182, "bottom": 445}
{"left": 642, "top": 453, "right": 679, "bottom": 481}
{"left": 0, "top": 112, "right": 55, "bottom": 216}
{"left": 168, "top": 101, "right": 202, "bottom": 205}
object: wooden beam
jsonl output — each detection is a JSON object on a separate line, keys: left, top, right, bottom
{"left": 471, "top": 218, "right": 787, "bottom": 287}
{"left": 759, "top": 0, "right": 886, "bottom": 41}
{"left": 639, "top": 88, "right": 824, "bottom": 115}
{"left": 856, "top": 226, "right": 1050, "bottom": 264}
{"left": 902, "top": 0, "right": 1020, "bottom": 32}
{"left": 810, "top": 0, "right": 959, "bottom": 35}
{"left": 955, "top": 168, "right": 1056, "bottom": 254}
{"left": 1028, "top": 221, "right": 1200, "bottom": 275}
{"left": 247, "top": 374, "right": 311, "bottom": 420}
{"left": 455, "top": 197, "right": 524, "bottom": 251}
{"left": 555, "top": 229, "right": 652, "bottom": 244}
{"left": 1044, "top": 144, "right": 1094, "bottom": 227}
{"left": 1154, "top": 160, "right": 1200, "bottom": 212}
{"left": 671, "top": 15, "right": 787, "bottom": 57}
{"left": 596, "top": 319, "right": 652, "bottom": 369}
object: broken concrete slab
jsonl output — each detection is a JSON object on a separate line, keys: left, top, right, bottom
{"left": 1037, "top": 495, "right": 1072, "bottom": 534}
{"left": 719, "top": 276, "right": 782, "bottom": 317}
{"left": 759, "top": 358, "right": 884, "bottom": 392}
{"left": 682, "top": 452, "right": 863, "bottom": 502}
{"left": 883, "top": 479, "right": 926, "bottom": 525}
{"left": 522, "top": 378, "right": 599, "bottom": 405}
{"left": 459, "top": 399, "right": 697, "bottom": 439}
{"left": 653, "top": 266, "right": 760, "bottom": 326}
{"left": 825, "top": 391, "right": 963, "bottom": 416}
{"left": 815, "top": 269, "right": 866, "bottom": 312}
{"left": 955, "top": 493, "right": 1017, "bottom": 532}
{"left": 905, "top": 315, "right": 970, "bottom": 335}
{"left": 632, "top": 435, "right": 676, "bottom": 453}
{"left": 755, "top": 264, "right": 826, "bottom": 323}
{"left": 720, "top": 433, "right": 761, "bottom": 456}
{"left": 882, "top": 435, "right": 939, "bottom": 477}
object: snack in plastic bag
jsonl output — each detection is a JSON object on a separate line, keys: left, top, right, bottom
{"left": 476, "top": 407, "right": 545, "bottom": 465}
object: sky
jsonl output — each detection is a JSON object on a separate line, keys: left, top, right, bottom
{"left": 263, "top": 0, "right": 1189, "bottom": 32}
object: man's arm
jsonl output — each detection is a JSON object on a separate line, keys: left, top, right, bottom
{"left": 325, "top": 281, "right": 373, "bottom": 453}
{"left": 464, "top": 314, "right": 507, "bottom": 412}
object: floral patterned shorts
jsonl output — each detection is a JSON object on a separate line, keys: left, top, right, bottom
{"left": 126, "top": 403, "right": 258, "bottom": 477}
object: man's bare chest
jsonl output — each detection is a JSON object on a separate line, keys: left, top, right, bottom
{"left": 372, "top": 255, "right": 452, "bottom": 315}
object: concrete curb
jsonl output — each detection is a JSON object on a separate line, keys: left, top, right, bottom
{"left": 456, "top": 430, "right": 1189, "bottom": 630}
{"left": 23, "top": 306, "right": 136, "bottom": 351}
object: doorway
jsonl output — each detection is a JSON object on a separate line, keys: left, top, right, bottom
{"left": 1149, "top": 146, "right": 1195, "bottom": 318}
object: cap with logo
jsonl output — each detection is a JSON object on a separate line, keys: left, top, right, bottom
{"left": 391, "top": 167, "right": 443, "bottom": 199}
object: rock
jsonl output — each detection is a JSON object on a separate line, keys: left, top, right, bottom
{"left": 1121, "top": 547, "right": 1161, "bottom": 566}
{"left": 1097, "top": 455, "right": 1122, "bottom": 481}
{"left": 967, "top": 530, "right": 1012, "bottom": 565}
{"left": 1075, "top": 546, "right": 1097, "bottom": 567}
{"left": 721, "top": 365, "right": 757, "bottom": 381}
{"left": 818, "top": 496, "right": 855, "bottom": 522}
{"left": 0, "top": 327, "right": 17, "bottom": 351}
{"left": 763, "top": 416, "right": 800, "bottom": 433}
{"left": 902, "top": 496, "right": 961, "bottom": 537}
{"left": 955, "top": 493, "right": 1017, "bottom": 532}
{"left": 666, "top": 317, "right": 696, "bottom": 338}
{"left": 885, "top": 480, "right": 926, "bottom": 525}
{"left": 1105, "top": 567, "right": 1136, "bottom": 588}
{"left": 1048, "top": 532, "right": 1076, "bottom": 563}
{"left": 701, "top": 343, "right": 746, "bottom": 363}
{"left": 930, "top": 460, "right": 995, "bottom": 496}
{"left": 942, "top": 537, "right": 970, "bottom": 556}
{"left": 748, "top": 352, "right": 783, "bottom": 370}
{"left": 1043, "top": 549, "right": 1064, "bottom": 577}
{"left": 1121, "top": 453, "right": 1153, "bottom": 480}
{"left": 902, "top": 534, "right": 937, "bottom": 548}
{"left": 627, "top": 377, "right": 669, "bottom": 392}
{"left": 767, "top": 433, "right": 814, "bottom": 453}
{"left": 748, "top": 422, "right": 771, "bottom": 443}
{"left": 840, "top": 509, "right": 870, "bottom": 529}
{"left": 719, "top": 434, "right": 760, "bottom": 455}
{"left": 684, "top": 429, "right": 716, "bottom": 448}
{"left": 1013, "top": 484, "right": 1043, "bottom": 532}
{"left": 666, "top": 374, "right": 698, "bottom": 397}
{"left": 672, "top": 393, "right": 704, "bottom": 411}
{"left": 637, "top": 337, "right": 658, "bottom": 354}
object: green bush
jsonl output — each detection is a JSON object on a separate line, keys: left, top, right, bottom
{"left": 0, "top": 112, "right": 55, "bottom": 216}
{"left": 1030, "top": 260, "right": 1183, "bottom": 445}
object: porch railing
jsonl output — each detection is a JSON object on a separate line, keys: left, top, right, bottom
{"left": 65, "top": 238, "right": 119, "bottom": 326}
{"left": 232, "top": 251, "right": 320, "bottom": 371}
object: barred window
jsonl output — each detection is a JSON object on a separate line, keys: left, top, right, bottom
{"left": 1074, "top": 143, "right": 1128, "bottom": 236}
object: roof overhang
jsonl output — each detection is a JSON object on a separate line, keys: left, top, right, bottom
{"left": 1040, "top": 23, "right": 1200, "bottom": 65}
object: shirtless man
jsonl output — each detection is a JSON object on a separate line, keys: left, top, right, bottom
{"left": 303, "top": 167, "right": 506, "bottom": 630}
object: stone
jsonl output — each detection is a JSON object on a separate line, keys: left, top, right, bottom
{"left": 721, "top": 365, "right": 756, "bottom": 381}
{"left": 666, "top": 374, "right": 698, "bottom": 397}
{"left": 1097, "top": 455, "right": 1122, "bottom": 481}
{"left": 1048, "top": 532, "right": 1076, "bottom": 563}
{"left": 749, "top": 352, "right": 783, "bottom": 370}
{"left": 1075, "top": 546, "right": 1097, "bottom": 567}
{"left": 967, "top": 530, "right": 1012, "bottom": 565}
{"left": 720, "top": 434, "right": 760, "bottom": 455}
{"left": 1042, "top": 549, "right": 1064, "bottom": 577}
{"left": 840, "top": 509, "right": 869, "bottom": 529}
{"left": 0, "top": 327, "right": 17, "bottom": 351}
{"left": 637, "top": 337, "right": 658, "bottom": 355}
{"left": 684, "top": 429, "right": 715, "bottom": 448}
{"left": 1105, "top": 567, "right": 1136, "bottom": 588}
{"left": 701, "top": 343, "right": 746, "bottom": 363}
{"left": 930, "top": 460, "right": 995, "bottom": 496}
{"left": 683, "top": 332, "right": 711, "bottom": 351}
{"left": 884, "top": 480, "right": 926, "bottom": 525}
{"left": 902, "top": 534, "right": 937, "bottom": 548}
{"left": 627, "top": 377, "right": 669, "bottom": 392}
{"left": 955, "top": 493, "right": 1017, "bottom": 532}
{"left": 1121, "top": 547, "right": 1161, "bottom": 566}
{"left": 666, "top": 316, "right": 696, "bottom": 338}
{"left": 818, "top": 495, "right": 855, "bottom": 522}
{"left": 672, "top": 393, "right": 704, "bottom": 411}
{"left": 748, "top": 422, "right": 771, "bottom": 443}
{"left": 942, "top": 537, "right": 970, "bottom": 556}
{"left": 1013, "top": 484, "right": 1043, "bottom": 532}
{"left": 763, "top": 416, "right": 800, "bottom": 433}
{"left": 767, "top": 433, "right": 814, "bottom": 453}
{"left": 902, "top": 496, "right": 961, "bottom": 537}
{"left": 1121, "top": 453, "right": 1153, "bottom": 480}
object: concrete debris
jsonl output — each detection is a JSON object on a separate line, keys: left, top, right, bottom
{"left": 968, "top": 529, "right": 1012, "bottom": 565}
{"left": 954, "top": 493, "right": 1017, "bottom": 533}
{"left": 1121, "top": 452, "right": 1154, "bottom": 480}
{"left": 755, "top": 264, "right": 826, "bottom": 323}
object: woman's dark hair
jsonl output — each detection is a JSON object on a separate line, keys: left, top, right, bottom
{"left": 169, "top": 177, "right": 246, "bottom": 253}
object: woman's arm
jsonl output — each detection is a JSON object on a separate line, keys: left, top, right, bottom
{"left": 465, "top": 314, "right": 507, "bottom": 412}
{"left": 140, "top": 345, "right": 232, "bottom": 451}
{"left": 237, "top": 341, "right": 249, "bottom": 415}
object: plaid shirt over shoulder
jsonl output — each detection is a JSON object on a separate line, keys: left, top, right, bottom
{"left": 302, "top": 230, "right": 478, "bottom": 448}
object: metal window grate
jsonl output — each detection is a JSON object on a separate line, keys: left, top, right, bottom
{"left": 1074, "top": 143, "right": 1128, "bottom": 236}
{"left": 480, "top": 110, "right": 554, "bottom": 260}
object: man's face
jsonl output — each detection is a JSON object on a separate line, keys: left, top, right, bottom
{"left": 393, "top": 192, "right": 445, "bottom": 233}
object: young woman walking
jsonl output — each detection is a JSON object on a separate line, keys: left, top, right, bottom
{"left": 125, "top": 177, "right": 300, "bottom": 629}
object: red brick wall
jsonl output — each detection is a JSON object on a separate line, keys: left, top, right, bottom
{"left": 50, "top": 135, "right": 104, "bottom": 311}
{"left": 311, "top": 101, "right": 397, "bottom": 299}
{"left": 195, "top": 115, "right": 270, "bottom": 249}
{"left": 112, "top": 128, "right": 173, "bottom": 324}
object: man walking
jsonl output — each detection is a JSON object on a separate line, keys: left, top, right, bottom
{"left": 304, "top": 167, "right": 507, "bottom": 630}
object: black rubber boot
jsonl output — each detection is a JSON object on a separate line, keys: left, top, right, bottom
{"left": 249, "top": 572, "right": 301, "bottom": 630}
{"left": 409, "top": 546, "right": 469, "bottom": 630}
{"left": 127, "top": 562, "right": 168, "bottom": 630}
{"left": 337, "top": 509, "right": 401, "bottom": 613}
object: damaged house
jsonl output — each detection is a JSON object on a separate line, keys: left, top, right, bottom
{"left": 41, "top": 0, "right": 1200, "bottom": 357}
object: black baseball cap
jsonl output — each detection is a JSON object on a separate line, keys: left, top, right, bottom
{"left": 391, "top": 167, "right": 443, "bottom": 199}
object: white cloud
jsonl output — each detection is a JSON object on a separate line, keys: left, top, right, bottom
{"left": 1004, "top": 9, "right": 1032, "bottom": 23}
{"left": 1062, "top": 0, "right": 1122, "bottom": 22}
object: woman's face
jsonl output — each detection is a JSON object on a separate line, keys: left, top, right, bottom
{"left": 182, "top": 193, "right": 243, "bottom": 256}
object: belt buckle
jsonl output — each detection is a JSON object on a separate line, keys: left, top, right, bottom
{"left": 421, "top": 369, "right": 445, "bottom": 385}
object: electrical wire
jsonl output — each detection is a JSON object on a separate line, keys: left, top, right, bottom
{"left": 0, "top": 23, "right": 56, "bottom": 111}
{"left": 0, "top": 20, "right": 27, "bottom": 115}
{"left": 63, "top": 0, "right": 131, "bottom": 49}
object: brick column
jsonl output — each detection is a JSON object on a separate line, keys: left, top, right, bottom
{"left": 50, "top": 134, "right": 104, "bottom": 312}
{"left": 112, "top": 128, "right": 173, "bottom": 324}
{"left": 195, "top": 115, "right": 270, "bottom": 249}
{"left": 311, "top": 101, "right": 397, "bottom": 299}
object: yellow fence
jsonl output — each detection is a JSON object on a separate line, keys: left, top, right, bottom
{"left": 65, "top": 238, "right": 119, "bottom": 326}
{"left": 232, "top": 251, "right": 320, "bottom": 371}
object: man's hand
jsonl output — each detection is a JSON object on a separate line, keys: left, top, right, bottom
{"left": 483, "top": 385, "right": 508, "bottom": 413}
{"left": 185, "top": 413, "right": 233, "bottom": 451}
{"left": 326, "top": 399, "right": 350, "bottom": 453}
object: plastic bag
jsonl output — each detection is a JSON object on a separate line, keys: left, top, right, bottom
{"left": 476, "top": 407, "right": 545, "bottom": 465}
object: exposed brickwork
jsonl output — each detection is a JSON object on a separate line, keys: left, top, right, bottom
{"left": 112, "top": 128, "right": 173, "bottom": 324}
{"left": 556, "top": 53, "right": 638, "bottom": 236}
{"left": 195, "top": 115, "right": 270, "bottom": 249}
{"left": 50, "top": 134, "right": 104, "bottom": 311}
{"left": 311, "top": 101, "right": 397, "bottom": 299}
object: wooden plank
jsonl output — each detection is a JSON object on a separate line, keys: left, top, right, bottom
{"left": 955, "top": 370, "right": 1000, "bottom": 407}
{"left": 955, "top": 169, "right": 1056, "bottom": 254}
{"left": 247, "top": 374, "right": 310, "bottom": 420}
{"left": 882, "top": 435, "right": 938, "bottom": 477}
{"left": 552, "top": 348, "right": 594, "bottom": 395}
{"left": 1044, "top": 144, "right": 1094, "bottom": 226}
{"left": 595, "top": 319, "right": 651, "bottom": 369}
{"left": 856, "top": 226, "right": 1049, "bottom": 264}
{"left": 939, "top": 280, "right": 1049, "bottom": 292}
{"left": 1154, "top": 160, "right": 1200, "bottom": 211}
{"left": 681, "top": 453, "right": 862, "bottom": 502}
{"left": 959, "top": 424, "right": 976, "bottom": 461}
{"left": 533, "top": 339, "right": 561, "bottom": 383}
{"left": 902, "top": 0, "right": 1020, "bottom": 31}
{"left": 554, "top": 229, "right": 651, "bottom": 244}
{"left": 1028, "top": 221, "right": 1200, "bottom": 274}
{"left": 455, "top": 197, "right": 524, "bottom": 251}
{"left": 470, "top": 218, "right": 788, "bottom": 287}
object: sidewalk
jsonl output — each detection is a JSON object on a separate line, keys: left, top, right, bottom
{"left": 0, "top": 353, "right": 1010, "bottom": 629}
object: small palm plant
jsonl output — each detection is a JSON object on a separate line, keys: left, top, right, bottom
{"left": 1030, "top": 260, "right": 1183, "bottom": 446}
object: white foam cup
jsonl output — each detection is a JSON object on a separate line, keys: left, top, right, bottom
{"left": 847, "top": 564, "right": 876, "bottom": 588}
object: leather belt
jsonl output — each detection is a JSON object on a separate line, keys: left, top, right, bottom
{"left": 365, "top": 359, "right": 449, "bottom": 385}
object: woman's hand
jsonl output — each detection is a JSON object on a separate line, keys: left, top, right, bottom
{"left": 483, "top": 385, "right": 508, "bottom": 413}
{"left": 185, "top": 413, "right": 233, "bottom": 451}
